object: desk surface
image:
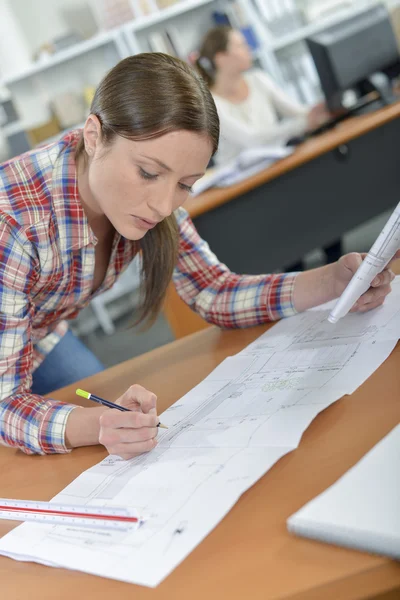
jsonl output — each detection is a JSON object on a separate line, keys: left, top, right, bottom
{"left": 1, "top": 322, "right": 400, "bottom": 599}
{"left": 186, "top": 101, "right": 400, "bottom": 219}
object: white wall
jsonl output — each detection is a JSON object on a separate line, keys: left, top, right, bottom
{"left": 10, "top": 0, "right": 98, "bottom": 54}
{"left": 0, "top": 0, "right": 31, "bottom": 76}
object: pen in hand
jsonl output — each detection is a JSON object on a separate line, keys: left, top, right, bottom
{"left": 75, "top": 389, "right": 168, "bottom": 429}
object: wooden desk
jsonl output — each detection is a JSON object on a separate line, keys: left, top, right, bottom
{"left": 1, "top": 325, "right": 400, "bottom": 599}
{"left": 186, "top": 102, "right": 400, "bottom": 273}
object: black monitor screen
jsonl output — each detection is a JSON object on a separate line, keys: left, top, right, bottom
{"left": 307, "top": 5, "right": 399, "bottom": 109}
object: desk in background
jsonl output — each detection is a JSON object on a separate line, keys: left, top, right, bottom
{"left": 185, "top": 102, "right": 400, "bottom": 274}
{"left": 165, "top": 103, "right": 400, "bottom": 339}
{"left": 1, "top": 314, "right": 400, "bottom": 599}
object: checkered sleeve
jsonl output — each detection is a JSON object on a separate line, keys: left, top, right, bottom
{"left": 0, "top": 215, "right": 76, "bottom": 454}
{"left": 173, "top": 207, "right": 298, "bottom": 328}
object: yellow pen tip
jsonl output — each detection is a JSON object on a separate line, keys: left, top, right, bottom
{"left": 76, "top": 388, "right": 90, "bottom": 399}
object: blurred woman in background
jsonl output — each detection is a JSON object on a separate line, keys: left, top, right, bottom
{"left": 196, "top": 26, "right": 330, "bottom": 165}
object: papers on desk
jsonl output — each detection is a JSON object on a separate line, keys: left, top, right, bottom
{"left": 191, "top": 145, "right": 293, "bottom": 196}
{"left": 1, "top": 279, "right": 400, "bottom": 587}
{"left": 288, "top": 424, "right": 400, "bottom": 559}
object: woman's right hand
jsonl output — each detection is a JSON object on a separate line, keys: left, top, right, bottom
{"left": 98, "top": 384, "right": 159, "bottom": 459}
{"left": 307, "top": 102, "right": 331, "bottom": 130}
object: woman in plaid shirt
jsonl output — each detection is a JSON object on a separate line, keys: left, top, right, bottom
{"left": 0, "top": 54, "right": 396, "bottom": 458}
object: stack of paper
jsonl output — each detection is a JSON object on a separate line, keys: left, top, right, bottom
{"left": 288, "top": 424, "right": 400, "bottom": 559}
{"left": 191, "top": 146, "right": 293, "bottom": 196}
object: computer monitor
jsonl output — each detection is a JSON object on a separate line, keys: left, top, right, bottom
{"left": 306, "top": 4, "right": 400, "bottom": 112}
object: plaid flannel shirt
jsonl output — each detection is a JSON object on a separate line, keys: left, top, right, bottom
{"left": 0, "top": 130, "right": 297, "bottom": 455}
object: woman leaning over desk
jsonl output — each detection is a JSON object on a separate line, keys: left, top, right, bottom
{"left": 0, "top": 53, "right": 395, "bottom": 459}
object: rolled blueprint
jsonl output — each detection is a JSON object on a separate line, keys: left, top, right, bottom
{"left": 328, "top": 202, "right": 400, "bottom": 323}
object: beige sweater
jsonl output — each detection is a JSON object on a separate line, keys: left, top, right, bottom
{"left": 212, "top": 69, "right": 309, "bottom": 165}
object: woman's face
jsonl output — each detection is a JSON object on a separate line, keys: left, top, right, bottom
{"left": 218, "top": 31, "right": 253, "bottom": 74}
{"left": 80, "top": 117, "right": 212, "bottom": 240}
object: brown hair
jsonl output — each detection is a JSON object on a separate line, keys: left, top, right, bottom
{"left": 196, "top": 26, "right": 232, "bottom": 87}
{"left": 76, "top": 53, "right": 219, "bottom": 325}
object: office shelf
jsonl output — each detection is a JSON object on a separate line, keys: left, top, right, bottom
{"left": 127, "top": 0, "right": 215, "bottom": 32}
{"left": 269, "top": 0, "right": 380, "bottom": 51}
{"left": 0, "top": 0, "right": 216, "bottom": 88}
{"left": 0, "top": 31, "right": 122, "bottom": 87}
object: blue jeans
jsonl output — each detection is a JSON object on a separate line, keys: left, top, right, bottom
{"left": 31, "top": 330, "right": 104, "bottom": 396}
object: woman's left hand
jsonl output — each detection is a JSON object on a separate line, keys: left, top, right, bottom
{"left": 332, "top": 251, "right": 400, "bottom": 313}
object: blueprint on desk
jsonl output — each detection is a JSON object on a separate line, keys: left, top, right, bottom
{"left": 1, "top": 279, "right": 400, "bottom": 586}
